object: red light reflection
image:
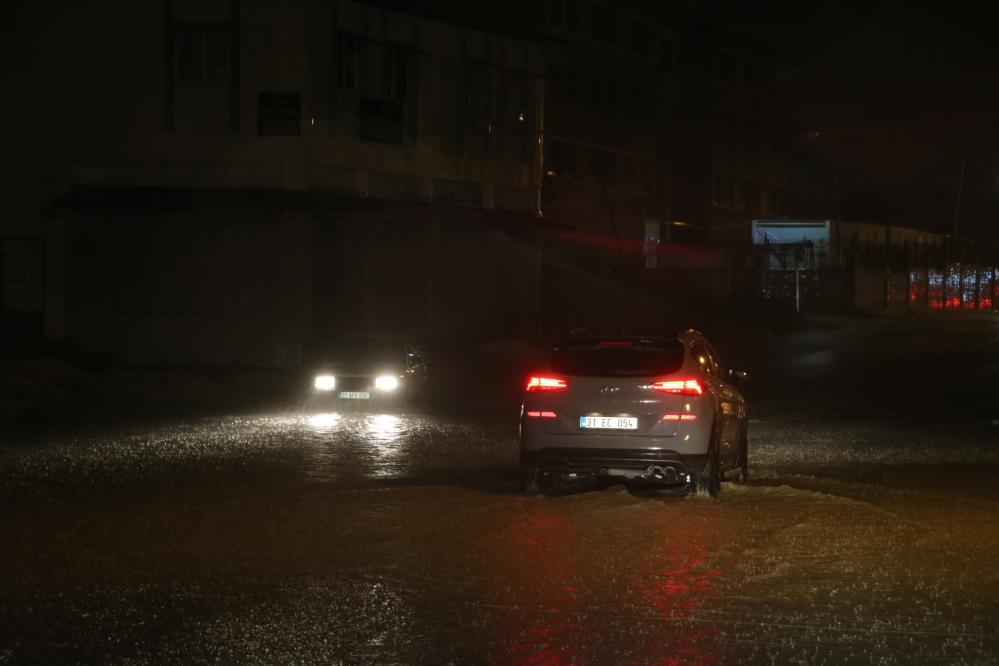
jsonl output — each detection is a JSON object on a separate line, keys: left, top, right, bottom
{"left": 492, "top": 506, "right": 724, "bottom": 665}
{"left": 498, "top": 511, "right": 582, "bottom": 665}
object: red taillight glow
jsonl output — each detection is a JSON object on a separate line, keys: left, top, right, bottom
{"left": 526, "top": 376, "right": 568, "bottom": 392}
{"left": 651, "top": 379, "right": 704, "bottom": 396}
{"left": 526, "top": 410, "right": 558, "bottom": 419}
{"left": 662, "top": 414, "right": 698, "bottom": 421}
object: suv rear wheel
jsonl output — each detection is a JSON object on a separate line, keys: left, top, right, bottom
{"left": 694, "top": 424, "right": 722, "bottom": 498}
{"left": 736, "top": 429, "right": 749, "bottom": 483}
{"left": 520, "top": 465, "right": 540, "bottom": 494}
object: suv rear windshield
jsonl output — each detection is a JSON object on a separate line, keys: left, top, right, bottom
{"left": 549, "top": 338, "right": 685, "bottom": 377}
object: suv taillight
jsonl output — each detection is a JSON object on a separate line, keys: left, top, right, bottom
{"left": 651, "top": 378, "right": 704, "bottom": 396}
{"left": 526, "top": 376, "right": 568, "bottom": 392}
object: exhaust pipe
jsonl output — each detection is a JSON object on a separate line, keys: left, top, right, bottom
{"left": 646, "top": 465, "right": 680, "bottom": 484}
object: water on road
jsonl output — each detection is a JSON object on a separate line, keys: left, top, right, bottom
{"left": 2, "top": 315, "right": 998, "bottom": 664}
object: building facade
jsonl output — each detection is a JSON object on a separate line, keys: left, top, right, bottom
{"left": 671, "top": 26, "right": 794, "bottom": 247}
{"left": 6, "top": 0, "right": 546, "bottom": 365}
{"left": 2, "top": 0, "right": 797, "bottom": 365}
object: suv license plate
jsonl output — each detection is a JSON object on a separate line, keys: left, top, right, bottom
{"left": 579, "top": 416, "right": 638, "bottom": 430}
{"left": 339, "top": 391, "right": 370, "bottom": 400}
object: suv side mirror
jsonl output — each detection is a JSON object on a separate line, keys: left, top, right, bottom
{"left": 728, "top": 369, "right": 749, "bottom": 384}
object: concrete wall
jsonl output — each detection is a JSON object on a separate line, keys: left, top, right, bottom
{"left": 63, "top": 210, "right": 310, "bottom": 366}
{"left": 310, "top": 218, "right": 543, "bottom": 344}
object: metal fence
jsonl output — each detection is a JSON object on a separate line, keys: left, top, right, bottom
{"left": 1, "top": 237, "right": 44, "bottom": 341}
{"left": 1, "top": 237, "right": 43, "bottom": 314}
{"left": 752, "top": 235, "right": 999, "bottom": 314}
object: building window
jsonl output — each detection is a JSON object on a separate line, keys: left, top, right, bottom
{"left": 589, "top": 4, "right": 620, "bottom": 46}
{"left": 548, "top": 67, "right": 579, "bottom": 106}
{"left": 760, "top": 127, "right": 790, "bottom": 158}
{"left": 616, "top": 154, "right": 650, "bottom": 192}
{"left": 603, "top": 79, "right": 618, "bottom": 121}
{"left": 629, "top": 88, "right": 654, "bottom": 131}
{"left": 432, "top": 179, "right": 482, "bottom": 206}
{"left": 562, "top": 69, "right": 579, "bottom": 105}
{"left": 733, "top": 179, "right": 747, "bottom": 210}
{"left": 505, "top": 71, "right": 530, "bottom": 163}
{"left": 587, "top": 74, "right": 603, "bottom": 115}
{"left": 629, "top": 21, "right": 654, "bottom": 57}
{"left": 545, "top": 139, "right": 577, "bottom": 179}
{"left": 587, "top": 75, "right": 616, "bottom": 118}
{"left": 257, "top": 92, "right": 301, "bottom": 136}
{"left": 584, "top": 147, "right": 615, "bottom": 184}
{"left": 549, "top": 67, "right": 580, "bottom": 106}
{"left": 1, "top": 238, "right": 43, "bottom": 314}
{"left": 713, "top": 174, "right": 737, "bottom": 207}
{"left": 548, "top": 66, "right": 563, "bottom": 104}
{"left": 747, "top": 61, "right": 778, "bottom": 96}
{"left": 777, "top": 73, "right": 792, "bottom": 100}
{"left": 618, "top": 154, "right": 638, "bottom": 188}
{"left": 337, "top": 33, "right": 360, "bottom": 91}
{"left": 661, "top": 40, "right": 674, "bottom": 72}
{"left": 748, "top": 182, "right": 761, "bottom": 212}
{"left": 715, "top": 51, "right": 738, "bottom": 84}
{"left": 768, "top": 185, "right": 787, "bottom": 215}
{"left": 717, "top": 116, "right": 754, "bottom": 153}
{"left": 465, "top": 60, "right": 491, "bottom": 135}
{"left": 549, "top": 0, "right": 563, "bottom": 27}
{"left": 175, "top": 25, "right": 230, "bottom": 84}
{"left": 549, "top": 0, "right": 579, "bottom": 31}
{"left": 359, "top": 97, "right": 403, "bottom": 143}
{"left": 712, "top": 174, "right": 724, "bottom": 205}
{"left": 639, "top": 160, "right": 651, "bottom": 192}
{"left": 382, "top": 45, "right": 407, "bottom": 100}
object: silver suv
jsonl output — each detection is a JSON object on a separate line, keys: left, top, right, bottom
{"left": 519, "top": 330, "right": 749, "bottom": 497}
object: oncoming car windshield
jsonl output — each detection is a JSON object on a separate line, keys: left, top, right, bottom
{"left": 322, "top": 337, "right": 407, "bottom": 362}
{"left": 549, "top": 337, "right": 686, "bottom": 377}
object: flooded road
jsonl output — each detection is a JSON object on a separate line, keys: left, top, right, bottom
{"left": 3, "top": 315, "right": 999, "bottom": 664}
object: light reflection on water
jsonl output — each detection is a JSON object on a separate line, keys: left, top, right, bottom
{"left": 248, "top": 410, "right": 514, "bottom": 485}
{"left": 307, "top": 413, "right": 342, "bottom": 430}
{"left": 303, "top": 412, "right": 409, "bottom": 481}
{"left": 493, "top": 504, "right": 720, "bottom": 665}
{"left": 790, "top": 348, "right": 836, "bottom": 373}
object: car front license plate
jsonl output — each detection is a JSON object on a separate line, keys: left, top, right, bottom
{"left": 339, "top": 391, "right": 370, "bottom": 400}
{"left": 579, "top": 416, "right": 638, "bottom": 430}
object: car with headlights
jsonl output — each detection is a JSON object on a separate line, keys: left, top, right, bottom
{"left": 519, "top": 330, "right": 748, "bottom": 497}
{"left": 308, "top": 337, "right": 426, "bottom": 407}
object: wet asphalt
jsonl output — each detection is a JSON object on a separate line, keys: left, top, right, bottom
{"left": 2, "top": 314, "right": 999, "bottom": 664}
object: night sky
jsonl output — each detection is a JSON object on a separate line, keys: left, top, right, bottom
{"left": 665, "top": 1, "right": 999, "bottom": 241}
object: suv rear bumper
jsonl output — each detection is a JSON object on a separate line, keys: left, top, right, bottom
{"left": 521, "top": 447, "right": 708, "bottom": 479}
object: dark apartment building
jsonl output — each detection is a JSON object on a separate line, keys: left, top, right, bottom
{"left": 539, "top": 0, "right": 680, "bottom": 273}
{"left": 702, "top": 30, "right": 793, "bottom": 244}
{"left": 421, "top": 0, "right": 795, "bottom": 255}
{"left": 4, "top": 0, "right": 546, "bottom": 365}
{"left": 2, "top": 0, "right": 793, "bottom": 365}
